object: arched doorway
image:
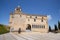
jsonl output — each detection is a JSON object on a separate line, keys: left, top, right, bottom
{"left": 26, "top": 24, "right": 31, "bottom": 31}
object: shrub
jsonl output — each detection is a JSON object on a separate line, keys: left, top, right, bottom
{"left": 49, "top": 25, "right": 51, "bottom": 32}
{"left": 18, "top": 28, "right": 21, "bottom": 34}
{"left": 0, "top": 24, "right": 10, "bottom": 34}
{"left": 54, "top": 24, "right": 58, "bottom": 31}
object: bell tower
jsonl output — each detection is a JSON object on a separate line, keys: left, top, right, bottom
{"left": 14, "top": 6, "right": 22, "bottom": 14}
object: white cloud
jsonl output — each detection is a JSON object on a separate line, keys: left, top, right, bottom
{"left": 47, "top": 15, "right": 52, "bottom": 21}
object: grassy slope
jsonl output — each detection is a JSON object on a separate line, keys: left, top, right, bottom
{"left": 0, "top": 24, "right": 10, "bottom": 34}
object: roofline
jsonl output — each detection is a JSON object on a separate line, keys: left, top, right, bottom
{"left": 10, "top": 12, "right": 47, "bottom": 17}
{"left": 22, "top": 13, "right": 47, "bottom": 17}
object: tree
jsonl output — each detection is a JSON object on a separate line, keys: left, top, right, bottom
{"left": 54, "top": 24, "right": 58, "bottom": 31}
{"left": 0, "top": 24, "right": 9, "bottom": 34}
{"left": 18, "top": 28, "right": 21, "bottom": 33}
{"left": 58, "top": 21, "right": 60, "bottom": 30}
{"left": 49, "top": 25, "right": 51, "bottom": 32}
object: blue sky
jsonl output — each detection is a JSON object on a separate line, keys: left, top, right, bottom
{"left": 0, "top": 0, "right": 60, "bottom": 29}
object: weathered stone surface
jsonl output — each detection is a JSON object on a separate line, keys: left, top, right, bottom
{"left": 9, "top": 6, "right": 48, "bottom": 33}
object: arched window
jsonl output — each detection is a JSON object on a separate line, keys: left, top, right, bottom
{"left": 35, "top": 16, "right": 37, "bottom": 18}
{"left": 34, "top": 19, "right": 36, "bottom": 22}
{"left": 41, "top": 20, "right": 43, "bottom": 22}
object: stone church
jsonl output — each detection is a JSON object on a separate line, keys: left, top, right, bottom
{"left": 9, "top": 6, "right": 48, "bottom": 33}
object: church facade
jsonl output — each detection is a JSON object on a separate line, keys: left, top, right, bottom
{"left": 9, "top": 6, "right": 48, "bottom": 33}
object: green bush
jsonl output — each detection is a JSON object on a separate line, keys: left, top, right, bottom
{"left": 0, "top": 24, "right": 10, "bottom": 34}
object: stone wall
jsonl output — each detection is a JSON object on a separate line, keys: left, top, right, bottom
{"left": 9, "top": 6, "right": 48, "bottom": 33}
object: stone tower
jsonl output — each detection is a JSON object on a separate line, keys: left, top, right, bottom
{"left": 14, "top": 6, "right": 22, "bottom": 14}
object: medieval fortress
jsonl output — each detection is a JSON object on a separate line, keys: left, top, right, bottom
{"left": 9, "top": 6, "right": 48, "bottom": 33}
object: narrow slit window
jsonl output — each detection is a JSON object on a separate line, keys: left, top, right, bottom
{"left": 41, "top": 17, "right": 43, "bottom": 22}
